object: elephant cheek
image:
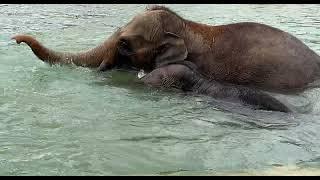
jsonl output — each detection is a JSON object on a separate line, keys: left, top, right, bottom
{"left": 142, "top": 75, "right": 162, "bottom": 87}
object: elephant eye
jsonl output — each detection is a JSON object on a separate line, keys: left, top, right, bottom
{"left": 118, "top": 38, "right": 134, "bottom": 56}
{"left": 119, "top": 38, "right": 130, "bottom": 49}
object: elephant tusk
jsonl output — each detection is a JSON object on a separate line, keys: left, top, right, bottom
{"left": 138, "top": 69, "right": 147, "bottom": 79}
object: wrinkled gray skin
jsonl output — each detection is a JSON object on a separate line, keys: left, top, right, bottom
{"left": 141, "top": 62, "right": 291, "bottom": 113}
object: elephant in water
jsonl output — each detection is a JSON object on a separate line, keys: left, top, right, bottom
{"left": 139, "top": 61, "right": 291, "bottom": 113}
{"left": 12, "top": 6, "right": 320, "bottom": 93}
{"left": 11, "top": 6, "right": 320, "bottom": 113}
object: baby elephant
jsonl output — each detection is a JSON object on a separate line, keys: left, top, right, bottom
{"left": 139, "top": 62, "right": 291, "bottom": 113}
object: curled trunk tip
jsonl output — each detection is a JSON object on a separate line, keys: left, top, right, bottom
{"left": 12, "top": 35, "right": 37, "bottom": 45}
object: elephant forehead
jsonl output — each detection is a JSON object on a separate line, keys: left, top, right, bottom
{"left": 121, "top": 12, "right": 163, "bottom": 41}
{"left": 154, "top": 64, "right": 190, "bottom": 77}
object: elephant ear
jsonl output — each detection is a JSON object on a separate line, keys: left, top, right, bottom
{"left": 155, "top": 31, "right": 188, "bottom": 67}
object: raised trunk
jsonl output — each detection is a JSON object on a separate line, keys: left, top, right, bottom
{"left": 12, "top": 31, "right": 120, "bottom": 69}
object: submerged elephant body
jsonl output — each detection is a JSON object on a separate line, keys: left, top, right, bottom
{"left": 140, "top": 62, "right": 291, "bottom": 113}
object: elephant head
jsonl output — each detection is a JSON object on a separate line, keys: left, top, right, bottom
{"left": 12, "top": 6, "right": 188, "bottom": 72}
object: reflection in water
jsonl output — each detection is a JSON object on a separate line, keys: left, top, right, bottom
{"left": 1, "top": 4, "right": 320, "bottom": 175}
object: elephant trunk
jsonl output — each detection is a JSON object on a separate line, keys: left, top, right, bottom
{"left": 12, "top": 31, "right": 120, "bottom": 69}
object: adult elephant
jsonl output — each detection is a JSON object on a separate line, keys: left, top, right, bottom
{"left": 12, "top": 5, "right": 320, "bottom": 93}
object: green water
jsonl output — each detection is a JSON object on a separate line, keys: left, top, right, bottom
{"left": 1, "top": 4, "right": 320, "bottom": 175}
